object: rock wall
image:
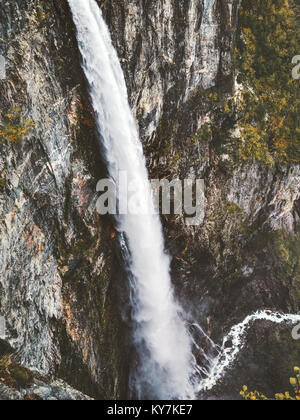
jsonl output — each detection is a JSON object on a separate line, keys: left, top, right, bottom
{"left": 0, "top": 0, "right": 127, "bottom": 399}
{"left": 99, "top": 0, "right": 240, "bottom": 139}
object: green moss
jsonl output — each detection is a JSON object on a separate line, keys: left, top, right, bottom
{"left": 9, "top": 364, "right": 33, "bottom": 388}
{"left": 55, "top": 226, "right": 68, "bottom": 262}
{"left": 0, "top": 177, "right": 5, "bottom": 191}
{"left": 225, "top": 201, "right": 243, "bottom": 216}
{"left": 0, "top": 356, "right": 34, "bottom": 389}
{"left": 190, "top": 123, "right": 212, "bottom": 144}
{"left": 190, "top": 87, "right": 221, "bottom": 107}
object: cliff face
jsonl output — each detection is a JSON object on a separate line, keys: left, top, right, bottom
{"left": 0, "top": 0, "right": 299, "bottom": 400}
{"left": 99, "top": 0, "right": 240, "bottom": 139}
{"left": 0, "top": 0, "right": 127, "bottom": 399}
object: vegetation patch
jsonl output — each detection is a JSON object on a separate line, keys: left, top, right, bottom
{"left": 0, "top": 108, "right": 35, "bottom": 143}
{"left": 233, "top": 0, "right": 300, "bottom": 164}
{"left": 190, "top": 123, "right": 212, "bottom": 145}
{"left": 0, "top": 356, "right": 34, "bottom": 389}
{"left": 241, "top": 366, "right": 300, "bottom": 400}
{"left": 0, "top": 177, "right": 5, "bottom": 190}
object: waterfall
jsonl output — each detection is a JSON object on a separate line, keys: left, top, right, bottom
{"left": 199, "top": 0, "right": 220, "bottom": 89}
{"left": 68, "top": 0, "right": 196, "bottom": 400}
{"left": 197, "top": 310, "right": 300, "bottom": 393}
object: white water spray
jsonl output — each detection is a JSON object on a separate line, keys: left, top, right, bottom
{"left": 68, "top": 0, "right": 196, "bottom": 399}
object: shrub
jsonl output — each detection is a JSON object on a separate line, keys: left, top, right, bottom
{"left": 0, "top": 108, "right": 35, "bottom": 143}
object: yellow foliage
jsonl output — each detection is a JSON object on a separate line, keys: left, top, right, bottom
{"left": 235, "top": 0, "right": 300, "bottom": 164}
{"left": 241, "top": 367, "right": 300, "bottom": 401}
{"left": 0, "top": 108, "right": 35, "bottom": 143}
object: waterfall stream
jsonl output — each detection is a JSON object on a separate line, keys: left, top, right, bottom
{"left": 68, "top": 0, "right": 196, "bottom": 400}
{"left": 197, "top": 310, "right": 300, "bottom": 393}
{"left": 68, "top": 0, "right": 300, "bottom": 400}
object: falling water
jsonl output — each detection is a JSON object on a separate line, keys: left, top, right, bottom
{"left": 68, "top": 0, "right": 196, "bottom": 399}
{"left": 199, "top": 0, "right": 220, "bottom": 89}
{"left": 197, "top": 310, "right": 300, "bottom": 393}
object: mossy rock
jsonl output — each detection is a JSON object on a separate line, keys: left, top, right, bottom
{"left": 0, "top": 356, "right": 34, "bottom": 389}
{"left": 8, "top": 364, "right": 34, "bottom": 388}
{"left": 0, "top": 177, "right": 5, "bottom": 191}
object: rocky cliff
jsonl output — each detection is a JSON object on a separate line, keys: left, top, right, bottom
{"left": 0, "top": 0, "right": 299, "bottom": 400}
{"left": 0, "top": 0, "right": 128, "bottom": 400}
